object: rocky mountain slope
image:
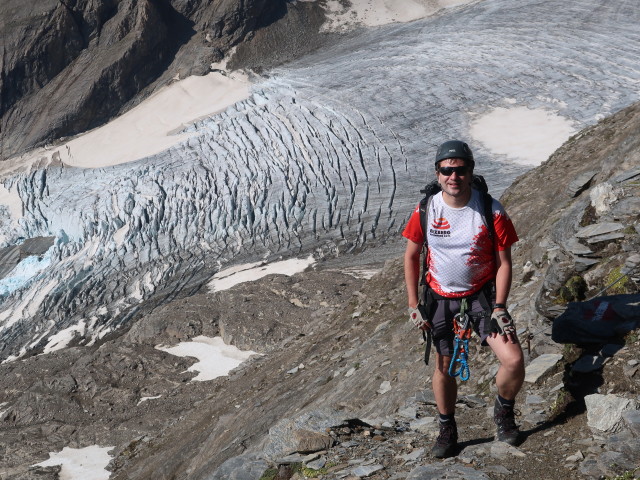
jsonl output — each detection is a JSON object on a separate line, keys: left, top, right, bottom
{"left": 3, "top": 101, "right": 639, "bottom": 479}
{"left": 0, "top": 0, "right": 328, "bottom": 159}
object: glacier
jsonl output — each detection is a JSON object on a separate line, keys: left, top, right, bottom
{"left": 0, "top": 0, "right": 639, "bottom": 361}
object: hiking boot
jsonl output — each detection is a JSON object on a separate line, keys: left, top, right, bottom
{"left": 431, "top": 419, "right": 458, "bottom": 458}
{"left": 494, "top": 398, "right": 520, "bottom": 445}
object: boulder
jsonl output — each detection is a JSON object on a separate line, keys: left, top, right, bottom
{"left": 585, "top": 394, "right": 638, "bottom": 433}
{"left": 263, "top": 408, "right": 351, "bottom": 460}
{"left": 524, "top": 353, "right": 563, "bottom": 384}
{"left": 207, "top": 452, "right": 269, "bottom": 480}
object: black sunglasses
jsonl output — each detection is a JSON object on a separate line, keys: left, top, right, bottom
{"left": 438, "top": 166, "right": 468, "bottom": 176}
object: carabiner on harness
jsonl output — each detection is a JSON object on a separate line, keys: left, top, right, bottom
{"left": 448, "top": 299, "right": 473, "bottom": 381}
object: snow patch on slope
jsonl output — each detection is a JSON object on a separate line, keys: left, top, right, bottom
{"left": 32, "top": 445, "right": 114, "bottom": 480}
{"left": 156, "top": 336, "right": 259, "bottom": 381}
{"left": 0, "top": 183, "right": 22, "bottom": 219}
{"left": 42, "top": 320, "right": 87, "bottom": 354}
{"left": 208, "top": 255, "right": 316, "bottom": 292}
{"left": 321, "top": 0, "right": 477, "bottom": 31}
{"left": 470, "top": 106, "right": 577, "bottom": 165}
{"left": 8, "top": 72, "right": 251, "bottom": 171}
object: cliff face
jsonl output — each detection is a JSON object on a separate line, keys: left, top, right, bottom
{"left": 503, "top": 101, "right": 640, "bottom": 326}
{"left": 0, "top": 0, "right": 291, "bottom": 159}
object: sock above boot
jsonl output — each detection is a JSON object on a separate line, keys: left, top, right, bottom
{"left": 497, "top": 395, "right": 515, "bottom": 408}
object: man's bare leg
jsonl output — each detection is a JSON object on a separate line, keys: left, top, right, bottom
{"left": 486, "top": 337, "right": 525, "bottom": 444}
{"left": 431, "top": 353, "right": 459, "bottom": 458}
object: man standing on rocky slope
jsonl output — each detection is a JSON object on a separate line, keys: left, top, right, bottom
{"left": 402, "top": 140, "right": 525, "bottom": 458}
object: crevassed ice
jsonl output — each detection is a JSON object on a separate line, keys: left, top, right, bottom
{"left": 0, "top": 251, "right": 52, "bottom": 297}
{"left": 0, "top": 0, "right": 639, "bottom": 361}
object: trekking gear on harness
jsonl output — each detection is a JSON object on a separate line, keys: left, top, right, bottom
{"left": 409, "top": 305, "right": 433, "bottom": 365}
{"left": 435, "top": 140, "right": 475, "bottom": 169}
{"left": 490, "top": 310, "right": 516, "bottom": 337}
{"left": 448, "top": 298, "right": 473, "bottom": 381}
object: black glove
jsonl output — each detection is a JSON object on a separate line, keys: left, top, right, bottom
{"left": 490, "top": 310, "right": 516, "bottom": 336}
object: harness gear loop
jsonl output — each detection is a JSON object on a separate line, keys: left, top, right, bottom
{"left": 448, "top": 298, "right": 473, "bottom": 381}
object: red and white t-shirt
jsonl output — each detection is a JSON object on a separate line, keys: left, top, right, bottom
{"left": 402, "top": 189, "right": 518, "bottom": 298}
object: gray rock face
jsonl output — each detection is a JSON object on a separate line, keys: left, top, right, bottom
{"left": 504, "top": 97, "right": 640, "bottom": 320}
{"left": 0, "top": 0, "right": 289, "bottom": 159}
{"left": 524, "top": 353, "right": 563, "bottom": 384}
{"left": 623, "top": 409, "right": 640, "bottom": 437}
{"left": 585, "top": 394, "right": 638, "bottom": 433}
{"left": 407, "top": 465, "right": 491, "bottom": 480}
{"left": 263, "top": 409, "right": 350, "bottom": 460}
{"left": 206, "top": 452, "right": 269, "bottom": 480}
{"left": 568, "top": 170, "right": 597, "bottom": 198}
{"left": 576, "top": 222, "right": 625, "bottom": 239}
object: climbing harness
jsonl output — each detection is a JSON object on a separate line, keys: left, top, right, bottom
{"left": 448, "top": 298, "right": 473, "bottom": 381}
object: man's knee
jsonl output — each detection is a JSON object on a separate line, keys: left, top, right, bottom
{"left": 501, "top": 349, "right": 525, "bottom": 376}
{"left": 435, "top": 354, "right": 453, "bottom": 375}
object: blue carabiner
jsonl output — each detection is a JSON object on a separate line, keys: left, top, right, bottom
{"left": 448, "top": 337, "right": 471, "bottom": 381}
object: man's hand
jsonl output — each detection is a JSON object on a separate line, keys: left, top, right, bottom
{"left": 408, "top": 306, "right": 430, "bottom": 331}
{"left": 490, "top": 310, "right": 518, "bottom": 343}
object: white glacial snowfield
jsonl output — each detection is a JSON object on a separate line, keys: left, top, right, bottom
{"left": 208, "top": 255, "right": 317, "bottom": 292}
{"left": 32, "top": 445, "right": 115, "bottom": 480}
{"left": 321, "top": 0, "right": 476, "bottom": 31}
{"left": 156, "top": 335, "right": 259, "bottom": 382}
{"left": 470, "top": 105, "right": 577, "bottom": 166}
{"left": 7, "top": 71, "right": 250, "bottom": 172}
{"left": 0, "top": 68, "right": 568, "bottom": 182}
